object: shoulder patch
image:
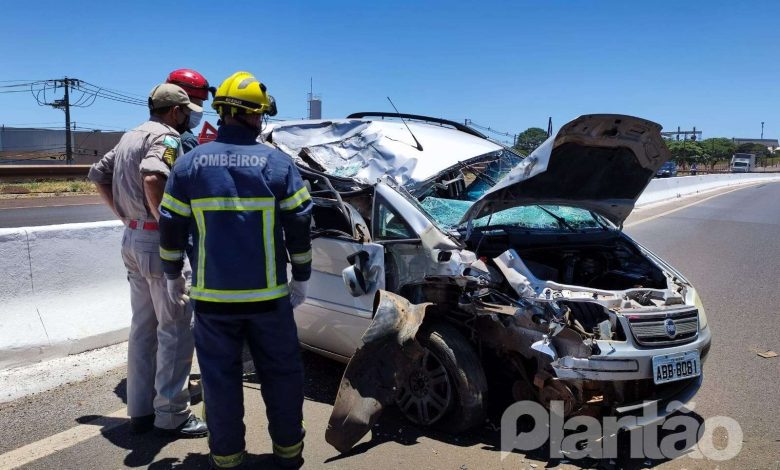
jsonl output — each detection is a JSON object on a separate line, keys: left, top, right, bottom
{"left": 163, "top": 146, "right": 178, "bottom": 167}
{"left": 162, "top": 136, "right": 180, "bottom": 149}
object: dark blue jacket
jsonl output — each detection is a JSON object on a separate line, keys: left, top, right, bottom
{"left": 159, "top": 125, "right": 312, "bottom": 314}
{"left": 180, "top": 130, "right": 199, "bottom": 154}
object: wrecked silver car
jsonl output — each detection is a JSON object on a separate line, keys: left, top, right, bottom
{"left": 263, "top": 113, "right": 712, "bottom": 453}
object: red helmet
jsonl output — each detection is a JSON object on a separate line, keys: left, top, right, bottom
{"left": 166, "top": 69, "right": 211, "bottom": 101}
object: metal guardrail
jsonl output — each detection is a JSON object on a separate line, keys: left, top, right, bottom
{"left": 674, "top": 169, "right": 780, "bottom": 176}
{"left": 0, "top": 165, "right": 90, "bottom": 181}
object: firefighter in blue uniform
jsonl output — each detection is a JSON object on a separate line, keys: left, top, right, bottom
{"left": 158, "top": 71, "right": 311, "bottom": 469}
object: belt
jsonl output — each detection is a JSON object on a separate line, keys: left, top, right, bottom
{"left": 127, "top": 220, "right": 159, "bottom": 230}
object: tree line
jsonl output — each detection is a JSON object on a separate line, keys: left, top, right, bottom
{"left": 512, "top": 127, "right": 776, "bottom": 171}
{"left": 663, "top": 139, "right": 773, "bottom": 170}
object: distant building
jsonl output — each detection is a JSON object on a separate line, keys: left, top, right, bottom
{"left": 731, "top": 138, "right": 779, "bottom": 152}
{"left": 0, "top": 126, "right": 123, "bottom": 164}
{"left": 308, "top": 96, "right": 322, "bottom": 120}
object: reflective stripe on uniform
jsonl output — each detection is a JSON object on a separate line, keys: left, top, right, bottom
{"left": 289, "top": 249, "right": 312, "bottom": 265}
{"left": 279, "top": 187, "right": 310, "bottom": 212}
{"left": 191, "top": 196, "right": 275, "bottom": 211}
{"left": 159, "top": 247, "right": 184, "bottom": 261}
{"left": 190, "top": 283, "right": 290, "bottom": 303}
{"left": 191, "top": 197, "right": 277, "bottom": 294}
{"left": 210, "top": 450, "right": 246, "bottom": 469}
{"left": 272, "top": 440, "right": 304, "bottom": 459}
{"left": 264, "top": 207, "right": 276, "bottom": 287}
{"left": 193, "top": 208, "right": 207, "bottom": 290}
{"left": 161, "top": 193, "right": 192, "bottom": 217}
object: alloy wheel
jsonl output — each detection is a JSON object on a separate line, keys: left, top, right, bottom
{"left": 396, "top": 350, "right": 453, "bottom": 425}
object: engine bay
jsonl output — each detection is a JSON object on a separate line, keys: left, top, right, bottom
{"left": 467, "top": 231, "right": 668, "bottom": 291}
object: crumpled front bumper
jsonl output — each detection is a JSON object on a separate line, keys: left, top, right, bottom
{"left": 550, "top": 325, "right": 711, "bottom": 427}
{"left": 551, "top": 324, "right": 711, "bottom": 381}
{"left": 614, "top": 374, "right": 703, "bottom": 429}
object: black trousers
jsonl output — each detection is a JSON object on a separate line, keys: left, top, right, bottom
{"left": 194, "top": 297, "right": 304, "bottom": 460}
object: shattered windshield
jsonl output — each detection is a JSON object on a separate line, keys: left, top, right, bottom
{"left": 416, "top": 149, "right": 612, "bottom": 232}
{"left": 421, "top": 198, "right": 610, "bottom": 231}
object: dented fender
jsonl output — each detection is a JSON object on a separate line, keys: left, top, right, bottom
{"left": 325, "top": 290, "right": 432, "bottom": 453}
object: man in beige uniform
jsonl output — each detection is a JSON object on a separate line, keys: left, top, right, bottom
{"left": 89, "top": 83, "right": 207, "bottom": 438}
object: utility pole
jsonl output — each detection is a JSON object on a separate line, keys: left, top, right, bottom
{"left": 63, "top": 78, "right": 72, "bottom": 164}
{"left": 761, "top": 121, "right": 764, "bottom": 139}
{"left": 50, "top": 77, "right": 80, "bottom": 164}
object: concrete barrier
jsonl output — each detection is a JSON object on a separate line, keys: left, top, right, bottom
{"left": 0, "top": 221, "right": 128, "bottom": 370}
{"left": 636, "top": 173, "right": 780, "bottom": 207}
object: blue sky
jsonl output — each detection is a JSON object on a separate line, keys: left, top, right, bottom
{"left": 1, "top": 0, "right": 778, "bottom": 143}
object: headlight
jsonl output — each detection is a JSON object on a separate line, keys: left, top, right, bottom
{"left": 694, "top": 291, "right": 708, "bottom": 330}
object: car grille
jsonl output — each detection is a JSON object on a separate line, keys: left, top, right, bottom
{"left": 627, "top": 309, "right": 699, "bottom": 346}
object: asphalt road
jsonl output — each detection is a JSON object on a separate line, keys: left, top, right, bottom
{"left": 623, "top": 182, "right": 780, "bottom": 468}
{"left": 0, "top": 182, "right": 779, "bottom": 469}
{"left": 0, "top": 195, "right": 114, "bottom": 228}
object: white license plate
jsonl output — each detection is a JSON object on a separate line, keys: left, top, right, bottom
{"left": 652, "top": 350, "right": 701, "bottom": 384}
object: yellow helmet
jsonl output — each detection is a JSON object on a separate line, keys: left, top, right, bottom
{"left": 211, "top": 71, "right": 270, "bottom": 117}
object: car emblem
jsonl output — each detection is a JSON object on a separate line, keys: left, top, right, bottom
{"left": 664, "top": 318, "right": 677, "bottom": 338}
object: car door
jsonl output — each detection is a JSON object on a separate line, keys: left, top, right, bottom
{"left": 293, "top": 200, "right": 385, "bottom": 359}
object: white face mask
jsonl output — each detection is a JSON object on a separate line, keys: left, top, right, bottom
{"left": 188, "top": 111, "right": 203, "bottom": 129}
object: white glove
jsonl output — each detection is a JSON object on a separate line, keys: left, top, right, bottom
{"left": 289, "top": 280, "right": 308, "bottom": 308}
{"left": 166, "top": 275, "right": 189, "bottom": 306}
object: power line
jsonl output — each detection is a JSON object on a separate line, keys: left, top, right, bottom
{"left": 0, "top": 81, "right": 45, "bottom": 89}
{"left": 463, "top": 119, "right": 517, "bottom": 145}
{"left": 464, "top": 119, "right": 515, "bottom": 138}
{"left": 0, "top": 88, "right": 38, "bottom": 94}
{"left": 2, "top": 77, "right": 275, "bottom": 142}
{"left": 8, "top": 77, "right": 224, "bottom": 111}
{"left": 23, "top": 78, "right": 80, "bottom": 163}
{"left": 75, "top": 81, "right": 148, "bottom": 107}
{"left": 0, "top": 121, "right": 64, "bottom": 126}
{"left": 78, "top": 81, "right": 147, "bottom": 99}
{"left": 12, "top": 79, "right": 149, "bottom": 110}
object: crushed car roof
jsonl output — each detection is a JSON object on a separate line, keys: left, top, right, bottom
{"left": 265, "top": 118, "right": 503, "bottom": 186}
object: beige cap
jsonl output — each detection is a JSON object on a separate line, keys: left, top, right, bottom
{"left": 148, "top": 83, "right": 203, "bottom": 113}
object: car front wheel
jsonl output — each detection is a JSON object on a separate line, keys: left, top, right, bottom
{"left": 395, "top": 322, "right": 487, "bottom": 432}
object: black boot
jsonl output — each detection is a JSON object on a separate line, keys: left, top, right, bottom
{"left": 154, "top": 414, "right": 208, "bottom": 438}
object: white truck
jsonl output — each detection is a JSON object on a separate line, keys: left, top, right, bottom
{"left": 731, "top": 153, "right": 755, "bottom": 172}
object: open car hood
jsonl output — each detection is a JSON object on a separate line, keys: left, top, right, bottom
{"left": 461, "top": 114, "right": 671, "bottom": 226}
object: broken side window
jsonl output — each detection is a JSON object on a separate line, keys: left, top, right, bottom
{"left": 374, "top": 199, "right": 416, "bottom": 240}
{"left": 311, "top": 198, "right": 357, "bottom": 239}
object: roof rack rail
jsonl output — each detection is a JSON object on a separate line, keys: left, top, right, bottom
{"left": 346, "top": 112, "right": 487, "bottom": 139}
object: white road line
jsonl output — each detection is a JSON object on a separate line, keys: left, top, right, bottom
{"left": 0, "top": 407, "right": 127, "bottom": 469}
{"left": 0, "top": 202, "right": 102, "bottom": 210}
{"left": 625, "top": 183, "right": 763, "bottom": 228}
